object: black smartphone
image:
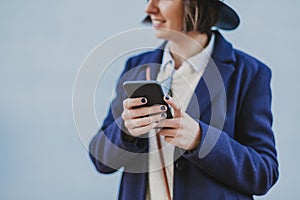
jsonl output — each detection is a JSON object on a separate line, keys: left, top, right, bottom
{"left": 123, "top": 80, "right": 173, "bottom": 119}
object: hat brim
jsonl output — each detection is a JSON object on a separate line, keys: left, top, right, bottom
{"left": 215, "top": 1, "right": 240, "bottom": 30}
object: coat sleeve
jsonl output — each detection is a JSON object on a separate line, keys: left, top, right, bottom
{"left": 183, "top": 65, "right": 279, "bottom": 195}
{"left": 89, "top": 58, "right": 148, "bottom": 174}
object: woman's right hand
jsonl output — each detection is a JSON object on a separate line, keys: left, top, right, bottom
{"left": 121, "top": 97, "right": 167, "bottom": 137}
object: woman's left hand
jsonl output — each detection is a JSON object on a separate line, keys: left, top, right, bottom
{"left": 158, "top": 95, "right": 202, "bottom": 151}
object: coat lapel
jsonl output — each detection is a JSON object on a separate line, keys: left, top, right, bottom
{"left": 139, "top": 32, "right": 236, "bottom": 120}
{"left": 186, "top": 31, "right": 236, "bottom": 119}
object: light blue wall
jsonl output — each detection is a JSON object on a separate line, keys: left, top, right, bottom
{"left": 1, "top": 0, "right": 299, "bottom": 199}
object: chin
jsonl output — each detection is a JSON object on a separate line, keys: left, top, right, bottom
{"left": 154, "top": 28, "right": 184, "bottom": 42}
{"left": 155, "top": 34, "right": 166, "bottom": 40}
{"left": 154, "top": 33, "right": 166, "bottom": 40}
{"left": 154, "top": 29, "right": 171, "bottom": 40}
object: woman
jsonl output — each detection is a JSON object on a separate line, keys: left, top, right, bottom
{"left": 89, "top": 0, "right": 279, "bottom": 199}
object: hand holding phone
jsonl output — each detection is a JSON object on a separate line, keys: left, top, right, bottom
{"left": 123, "top": 80, "right": 173, "bottom": 119}
{"left": 121, "top": 80, "right": 172, "bottom": 137}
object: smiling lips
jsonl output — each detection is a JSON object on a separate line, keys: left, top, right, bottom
{"left": 152, "top": 19, "right": 165, "bottom": 28}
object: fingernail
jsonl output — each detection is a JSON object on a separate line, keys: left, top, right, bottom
{"left": 141, "top": 98, "right": 146, "bottom": 103}
{"left": 161, "top": 113, "right": 166, "bottom": 118}
{"left": 160, "top": 106, "right": 166, "bottom": 110}
{"left": 165, "top": 95, "right": 170, "bottom": 100}
{"left": 155, "top": 121, "right": 159, "bottom": 124}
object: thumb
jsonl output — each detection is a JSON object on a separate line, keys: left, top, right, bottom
{"left": 164, "top": 95, "right": 182, "bottom": 118}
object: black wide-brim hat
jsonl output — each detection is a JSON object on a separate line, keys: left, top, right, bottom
{"left": 143, "top": 0, "right": 240, "bottom": 31}
{"left": 215, "top": 1, "right": 240, "bottom": 30}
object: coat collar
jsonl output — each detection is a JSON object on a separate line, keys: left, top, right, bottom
{"left": 146, "top": 31, "right": 236, "bottom": 117}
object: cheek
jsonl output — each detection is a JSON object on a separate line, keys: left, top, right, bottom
{"left": 170, "top": 14, "right": 184, "bottom": 30}
{"left": 171, "top": 7, "right": 184, "bottom": 28}
{"left": 160, "top": 2, "right": 184, "bottom": 29}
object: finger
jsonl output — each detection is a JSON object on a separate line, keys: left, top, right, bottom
{"left": 164, "top": 136, "right": 176, "bottom": 144}
{"left": 123, "top": 97, "right": 147, "bottom": 109}
{"left": 156, "top": 118, "right": 181, "bottom": 129}
{"left": 129, "top": 122, "right": 159, "bottom": 137}
{"left": 123, "top": 105, "right": 167, "bottom": 120}
{"left": 135, "top": 105, "right": 167, "bottom": 118}
{"left": 125, "top": 112, "right": 167, "bottom": 129}
{"left": 164, "top": 95, "right": 182, "bottom": 118}
{"left": 158, "top": 128, "right": 178, "bottom": 138}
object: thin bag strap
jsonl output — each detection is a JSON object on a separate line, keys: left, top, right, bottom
{"left": 146, "top": 66, "right": 172, "bottom": 200}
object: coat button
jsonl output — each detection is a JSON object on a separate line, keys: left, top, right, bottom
{"left": 175, "top": 160, "right": 185, "bottom": 171}
{"left": 175, "top": 161, "right": 179, "bottom": 169}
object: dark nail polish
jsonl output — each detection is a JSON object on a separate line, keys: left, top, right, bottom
{"left": 161, "top": 106, "right": 166, "bottom": 110}
{"left": 165, "top": 95, "right": 170, "bottom": 100}
{"left": 141, "top": 98, "right": 146, "bottom": 103}
{"left": 161, "top": 113, "right": 166, "bottom": 118}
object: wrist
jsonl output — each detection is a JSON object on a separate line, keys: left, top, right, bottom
{"left": 187, "top": 125, "right": 202, "bottom": 151}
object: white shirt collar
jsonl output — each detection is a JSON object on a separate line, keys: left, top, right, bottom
{"left": 160, "top": 33, "right": 215, "bottom": 73}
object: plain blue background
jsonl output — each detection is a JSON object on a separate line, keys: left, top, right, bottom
{"left": 1, "top": 0, "right": 299, "bottom": 199}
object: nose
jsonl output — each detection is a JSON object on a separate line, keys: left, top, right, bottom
{"left": 145, "top": 0, "right": 158, "bottom": 15}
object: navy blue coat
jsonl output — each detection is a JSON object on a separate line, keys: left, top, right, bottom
{"left": 89, "top": 31, "right": 279, "bottom": 200}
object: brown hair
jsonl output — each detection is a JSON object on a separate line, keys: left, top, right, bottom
{"left": 142, "top": 0, "right": 220, "bottom": 34}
